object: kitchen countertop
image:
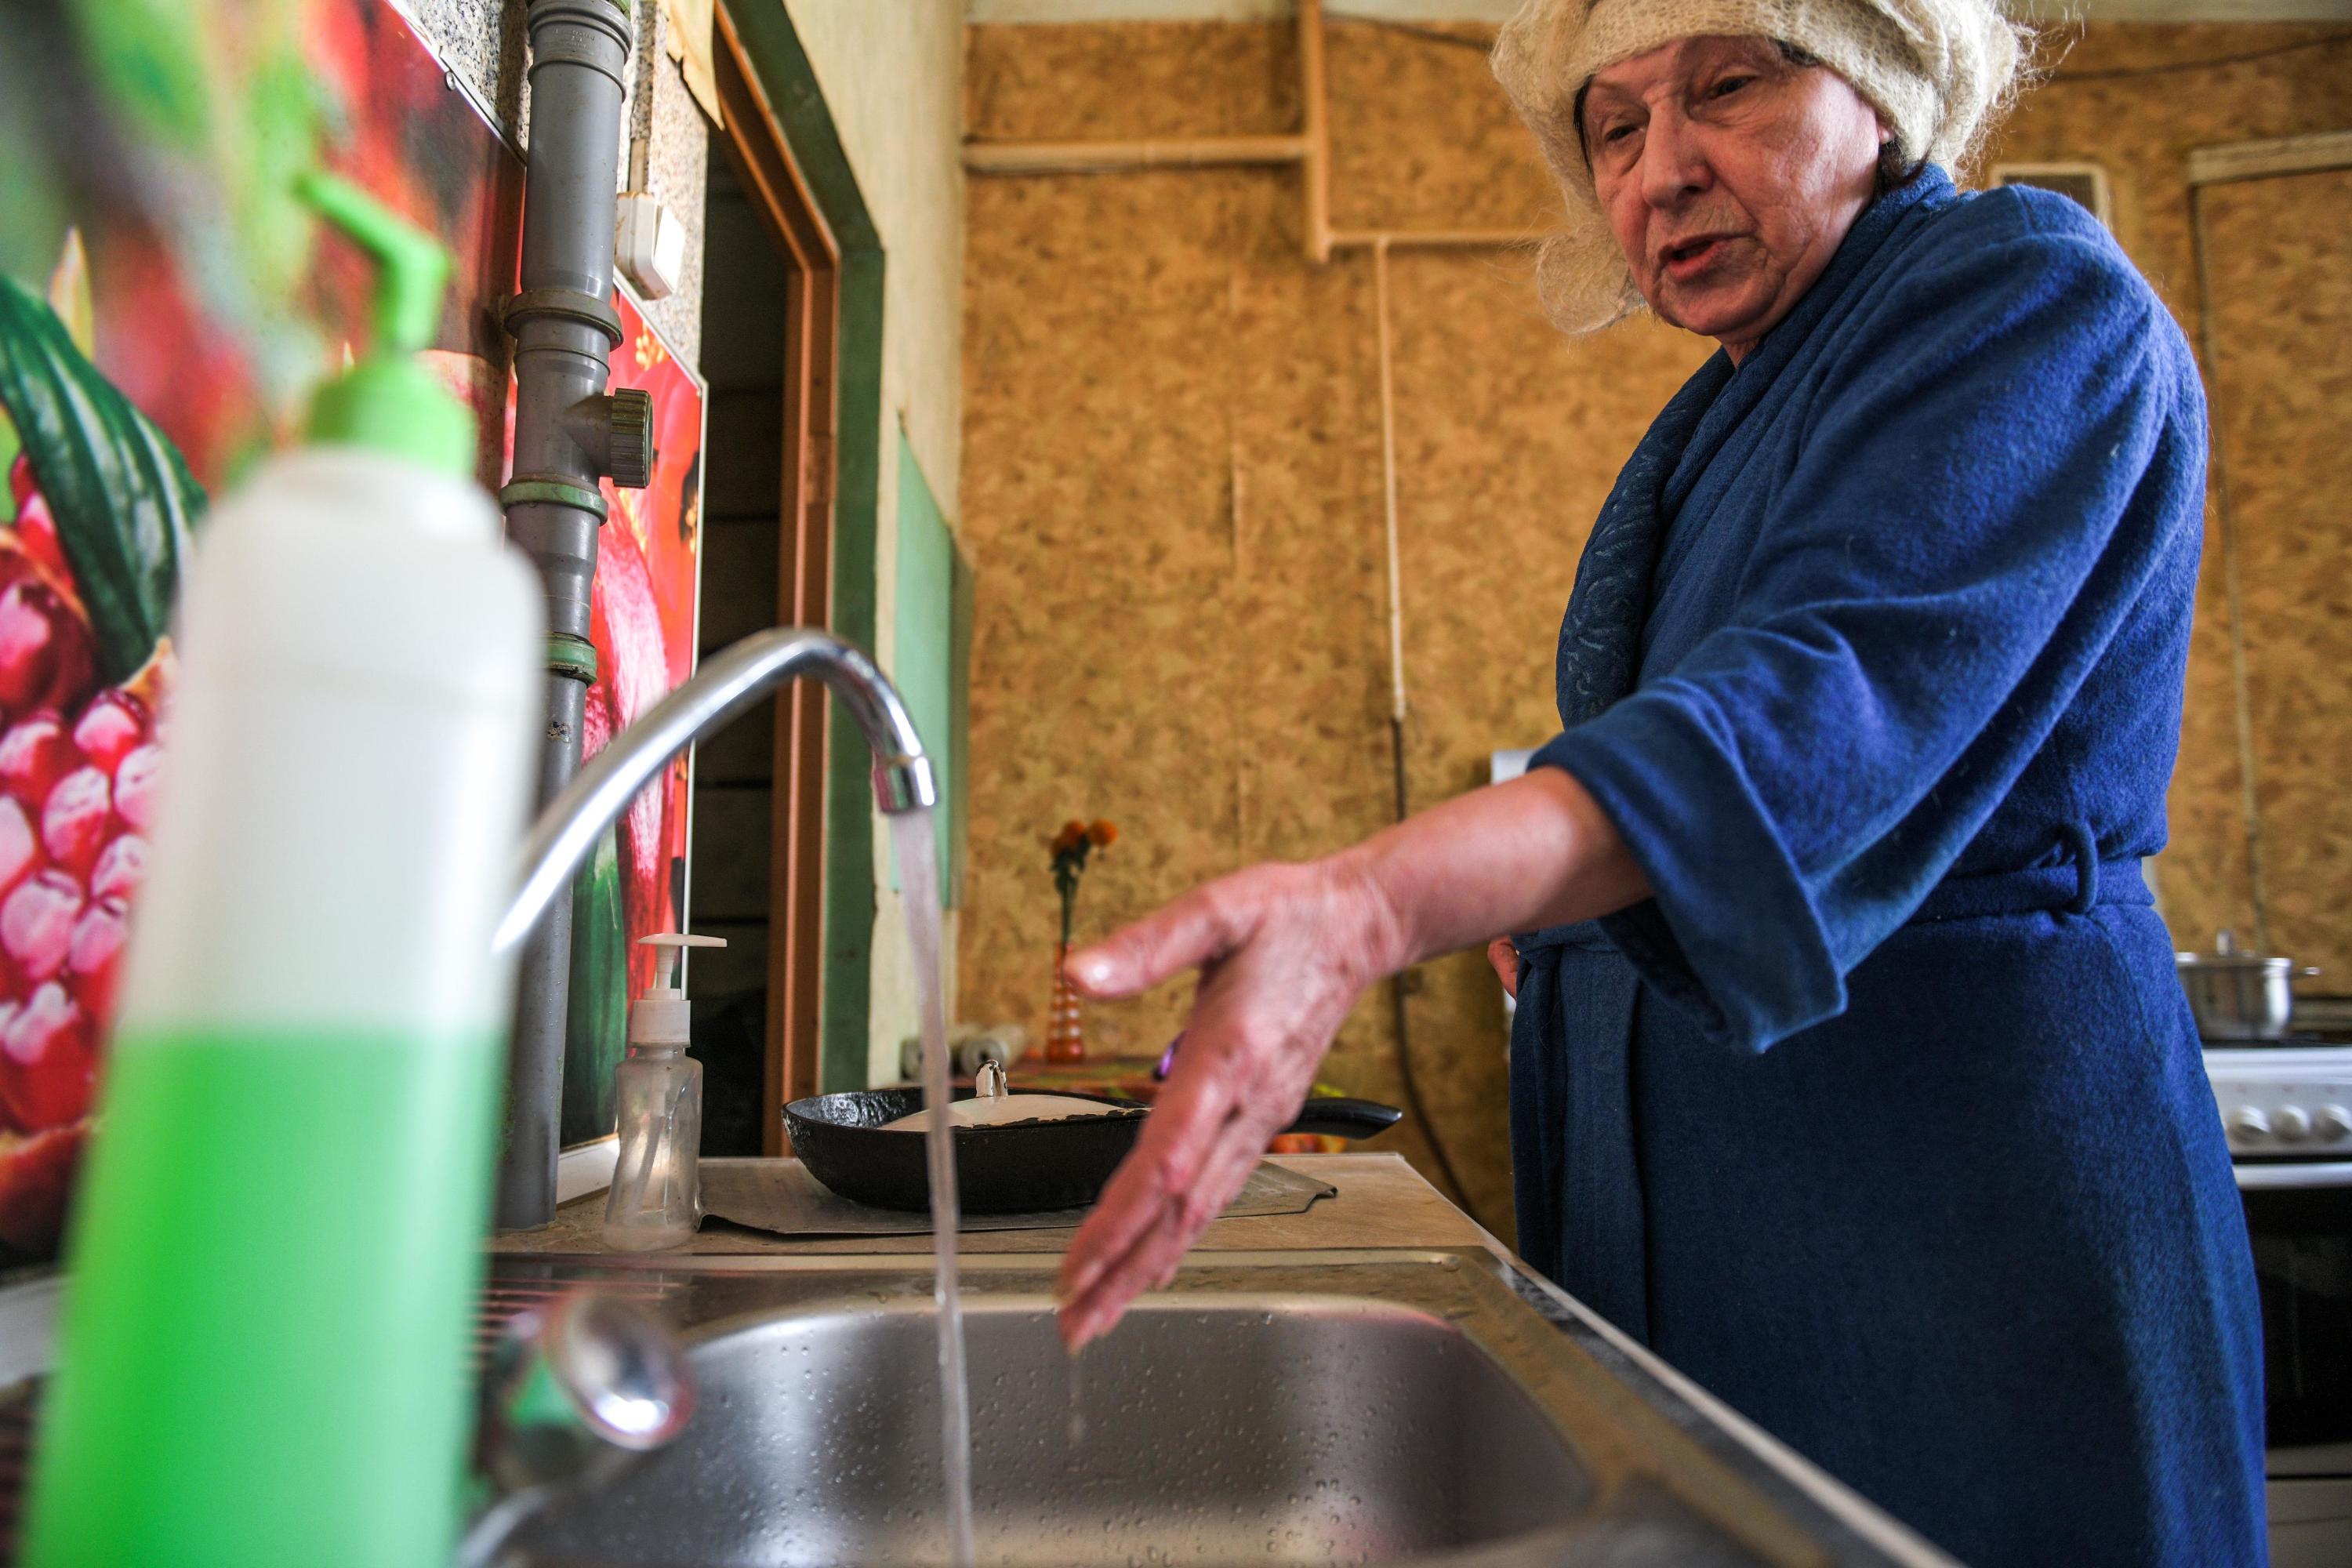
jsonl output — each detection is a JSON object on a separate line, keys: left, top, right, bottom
{"left": 488, "top": 1152, "right": 1494, "bottom": 1258}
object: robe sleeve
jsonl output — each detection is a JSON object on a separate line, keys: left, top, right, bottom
{"left": 1532, "top": 208, "right": 2201, "bottom": 1053}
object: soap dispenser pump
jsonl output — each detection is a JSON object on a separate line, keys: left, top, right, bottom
{"left": 604, "top": 933, "right": 725, "bottom": 1251}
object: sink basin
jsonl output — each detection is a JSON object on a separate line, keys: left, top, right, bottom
{"left": 490, "top": 1250, "right": 1935, "bottom": 1568}
{"left": 519, "top": 1296, "right": 1587, "bottom": 1566}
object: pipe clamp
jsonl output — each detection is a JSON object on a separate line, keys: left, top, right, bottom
{"left": 500, "top": 477, "right": 610, "bottom": 520}
{"left": 545, "top": 634, "right": 601, "bottom": 685}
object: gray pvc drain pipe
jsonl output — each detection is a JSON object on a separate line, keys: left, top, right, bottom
{"left": 495, "top": 0, "right": 655, "bottom": 1231}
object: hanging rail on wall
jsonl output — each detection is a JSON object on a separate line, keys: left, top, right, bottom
{"left": 962, "top": 133, "right": 1312, "bottom": 175}
{"left": 961, "top": 0, "right": 1533, "bottom": 261}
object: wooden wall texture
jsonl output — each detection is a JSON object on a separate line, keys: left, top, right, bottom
{"left": 956, "top": 18, "right": 2352, "bottom": 1234}
{"left": 2196, "top": 166, "right": 2352, "bottom": 983}
{"left": 1985, "top": 23, "right": 2352, "bottom": 982}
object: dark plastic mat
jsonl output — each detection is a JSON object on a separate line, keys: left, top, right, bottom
{"left": 700, "top": 1158, "right": 1335, "bottom": 1238}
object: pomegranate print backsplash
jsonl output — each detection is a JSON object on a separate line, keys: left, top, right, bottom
{"left": 0, "top": 0, "right": 704, "bottom": 1260}
{"left": 0, "top": 457, "right": 165, "bottom": 1129}
{"left": 550, "top": 296, "right": 704, "bottom": 1149}
{"left": 0, "top": 263, "right": 201, "bottom": 1258}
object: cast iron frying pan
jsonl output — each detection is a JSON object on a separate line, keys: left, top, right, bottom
{"left": 783, "top": 1087, "right": 1400, "bottom": 1214}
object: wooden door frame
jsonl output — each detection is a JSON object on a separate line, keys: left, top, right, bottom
{"left": 712, "top": 0, "right": 890, "bottom": 1140}
{"left": 706, "top": 9, "right": 833, "bottom": 1148}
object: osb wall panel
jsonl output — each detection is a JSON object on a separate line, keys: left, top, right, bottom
{"left": 1984, "top": 24, "right": 2352, "bottom": 962}
{"left": 1323, "top": 20, "right": 1555, "bottom": 235}
{"left": 964, "top": 19, "right": 1297, "bottom": 141}
{"left": 962, "top": 20, "right": 1703, "bottom": 1234}
{"left": 2201, "top": 168, "right": 2352, "bottom": 983}
{"left": 958, "top": 162, "right": 1407, "bottom": 1156}
{"left": 960, "top": 19, "right": 2352, "bottom": 1235}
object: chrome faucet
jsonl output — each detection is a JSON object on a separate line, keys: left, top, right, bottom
{"left": 490, "top": 629, "right": 937, "bottom": 1228}
{"left": 495, "top": 628, "right": 938, "bottom": 956}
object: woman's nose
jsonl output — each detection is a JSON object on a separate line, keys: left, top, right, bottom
{"left": 1637, "top": 110, "right": 1711, "bottom": 206}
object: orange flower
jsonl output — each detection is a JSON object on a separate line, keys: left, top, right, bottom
{"left": 1087, "top": 820, "right": 1117, "bottom": 848}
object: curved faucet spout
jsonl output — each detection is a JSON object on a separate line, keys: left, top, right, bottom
{"left": 495, "top": 628, "right": 936, "bottom": 956}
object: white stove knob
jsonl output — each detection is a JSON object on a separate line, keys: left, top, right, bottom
{"left": 2318, "top": 1105, "right": 2352, "bottom": 1142}
{"left": 2273, "top": 1105, "right": 2313, "bottom": 1142}
{"left": 2227, "top": 1105, "right": 2270, "bottom": 1142}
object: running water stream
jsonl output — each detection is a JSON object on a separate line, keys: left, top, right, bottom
{"left": 889, "top": 810, "right": 978, "bottom": 1568}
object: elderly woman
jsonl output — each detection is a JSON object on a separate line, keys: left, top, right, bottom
{"left": 1052, "top": 2, "right": 2263, "bottom": 1563}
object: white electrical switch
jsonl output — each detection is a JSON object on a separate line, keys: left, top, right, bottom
{"left": 615, "top": 192, "right": 686, "bottom": 301}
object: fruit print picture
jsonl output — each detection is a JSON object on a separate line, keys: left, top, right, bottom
{"left": 561, "top": 302, "right": 705, "bottom": 1149}
{"left": 0, "top": 0, "right": 705, "bottom": 1258}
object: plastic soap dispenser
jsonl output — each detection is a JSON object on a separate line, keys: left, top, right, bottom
{"left": 24, "top": 175, "right": 541, "bottom": 1568}
{"left": 604, "top": 932, "right": 725, "bottom": 1250}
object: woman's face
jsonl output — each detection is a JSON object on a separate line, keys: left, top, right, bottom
{"left": 1581, "top": 36, "right": 1887, "bottom": 361}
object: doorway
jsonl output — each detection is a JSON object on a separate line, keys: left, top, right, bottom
{"left": 690, "top": 25, "right": 842, "bottom": 1155}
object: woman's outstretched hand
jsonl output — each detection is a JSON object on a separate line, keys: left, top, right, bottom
{"left": 1050, "top": 768, "right": 1648, "bottom": 1350}
{"left": 1052, "top": 858, "right": 1400, "bottom": 1350}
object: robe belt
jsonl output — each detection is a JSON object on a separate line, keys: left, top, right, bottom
{"left": 1915, "top": 851, "right": 2151, "bottom": 923}
{"left": 1513, "top": 840, "right": 2150, "bottom": 958}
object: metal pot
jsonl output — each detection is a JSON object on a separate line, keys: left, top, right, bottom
{"left": 2176, "top": 932, "right": 2319, "bottom": 1041}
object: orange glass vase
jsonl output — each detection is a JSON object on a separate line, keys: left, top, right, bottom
{"left": 1045, "top": 940, "right": 1087, "bottom": 1063}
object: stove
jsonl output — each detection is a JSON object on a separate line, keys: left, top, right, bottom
{"left": 2201, "top": 1040, "right": 2352, "bottom": 1568}
{"left": 2204, "top": 1044, "right": 2352, "bottom": 1173}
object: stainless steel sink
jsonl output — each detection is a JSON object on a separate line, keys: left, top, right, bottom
{"left": 489, "top": 1250, "right": 1936, "bottom": 1568}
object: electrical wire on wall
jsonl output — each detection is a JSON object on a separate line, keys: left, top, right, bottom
{"left": 1370, "top": 237, "right": 1487, "bottom": 1229}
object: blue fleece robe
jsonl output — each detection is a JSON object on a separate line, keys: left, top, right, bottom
{"left": 1511, "top": 167, "right": 2265, "bottom": 1567}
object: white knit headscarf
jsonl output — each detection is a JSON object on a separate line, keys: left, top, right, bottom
{"left": 1492, "top": 0, "right": 2028, "bottom": 334}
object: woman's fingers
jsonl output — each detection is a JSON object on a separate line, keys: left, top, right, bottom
{"left": 1058, "top": 1195, "right": 1190, "bottom": 1349}
{"left": 1056, "top": 1068, "right": 1233, "bottom": 1307}
{"left": 1053, "top": 859, "right": 1382, "bottom": 1348}
{"left": 1054, "top": 1033, "right": 1289, "bottom": 1342}
{"left": 1058, "top": 1114, "right": 1272, "bottom": 1349}
{"left": 1066, "top": 877, "right": 1256, "bottom": 1000}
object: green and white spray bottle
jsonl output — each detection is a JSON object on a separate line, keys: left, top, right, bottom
{"left": 24, "top": 175, "right": 542, "bottom": 1567}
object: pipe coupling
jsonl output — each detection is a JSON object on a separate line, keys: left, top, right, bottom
{"left": 503, "top": 287, "right": 623, "bottom": 347}
{"left": 526, "top": 0, "right": 633, "bottom": 87}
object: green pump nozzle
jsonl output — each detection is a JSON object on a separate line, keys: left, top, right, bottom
{"left": 296, "top": 171, "right": 475, "bottom": 477}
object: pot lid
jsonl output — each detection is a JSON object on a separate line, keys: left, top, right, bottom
{"left": 883, "top": 1093, "right": 1145, "bottom": 1131}
{"left": 2176, "top": 930, "right": 2298, "bottom": 971}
